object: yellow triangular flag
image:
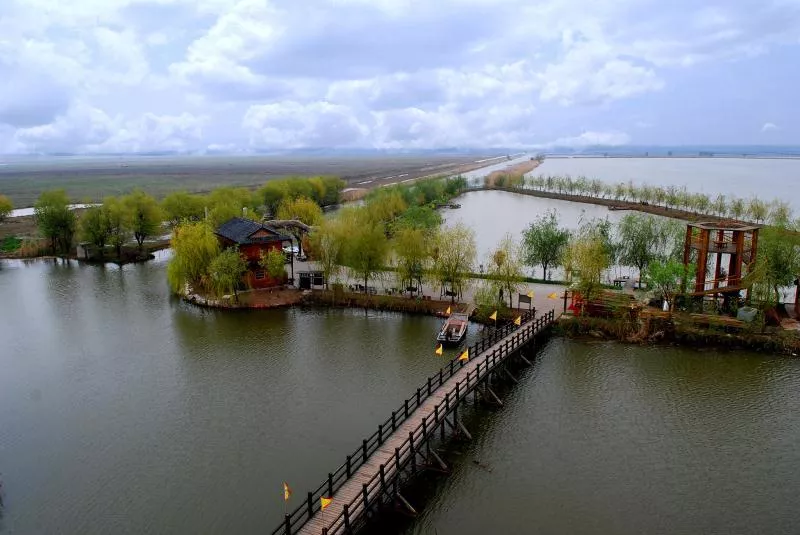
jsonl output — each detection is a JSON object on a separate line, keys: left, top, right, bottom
{"left": 458, "top": 349, "right": 469, "bottom": 362}
{"left": 283, "top": 482, "right": 291, "bottom": 502}
{"left": 446, "top": 306, "right": 451, "bottom": 315}
{"left": 321, "top": 496, "right": 332, "bottom": 510}
{"left": 435, "top": 343, "right": 443, "bottom": 356}
{"left": 489, "top": 310, "right": 497, "bottom": 321}
{"left": 527, "top": 290, "right": 534, "bottom": 298}
{"left": 547, "top": 292, "right": 559, "bottom": 299}
{"left": 514, "top": 316, "right": 521, "bottom": 326}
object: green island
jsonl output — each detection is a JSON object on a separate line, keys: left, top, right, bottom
{"left": 3, "top": 162, "right": 799, "bottom": 355}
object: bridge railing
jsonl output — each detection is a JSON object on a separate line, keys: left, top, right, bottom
{"left": 273, "top": 308, "right": 549, "bottom": 535}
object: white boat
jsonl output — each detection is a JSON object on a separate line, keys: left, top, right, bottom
{"left": 437, "top": 313, "right": 469, "bottom": 346}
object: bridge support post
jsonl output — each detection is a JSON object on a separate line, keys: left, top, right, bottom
{"left": 504, "top": 367, "right": 518, "bottom": 384}
{"left": 397, "top": 493, "right": 418, "bottom": 516}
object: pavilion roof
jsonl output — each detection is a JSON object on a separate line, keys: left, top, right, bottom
{"left": 215, "top": 217, "right": 292, "bottom": 245}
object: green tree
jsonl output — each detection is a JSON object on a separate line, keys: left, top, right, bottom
{"left": 166, "top": 221, "right": 220, "bottom": 294}
{"left": 123, "top": 190, "right": 162, "bottom": 252}
{"left": 104, "top": 196, "right": 129, "bottom": 258}
{"left": 208, "top": 247, "right": 247, "bottom": 301}
{"left": 616, "top": 213, "right": 663, "bottom": 276}
{"left": 431, "top": 223, "right": 477, "bottom": 302}
{"left": 521, "top": 210, "right": 570, "bottom": 280}
{"left": 205, "top": 187, "right": 256, "bottom": 227}
{"left": 34, "top": 190, "right": 76, "bottom": 254}
{"left": 748, "top": 198, "right": 768, "bottom": 223}
{"left": 161, "top": 191, "right": 205, "bottom": 224}
{"left": 260, "top": 248, "right": 287, "bottom": 281}
{"left": 0, "top": 194, "right": 13, "bottom": 222}
{"left": 259, "top": 181, "right": 290, "bottom": 215}
{"left": 750, "top": 225, "right": 800, "bottom": 304}
{"left": 79, "top": 205, "right": 112, "bottom": 257}
{"left": 486, "top": 233, "right": 524, "bottom": 308}
{"left": 564, "top": 229, "right": 610, "bottom": 301}
{"left": 645, "top": 260, "right": 693, "bottom": 311}
{"left": 343, "top": 224, "right": 389, "bottom": 293}
{"left": 393, "top": 205, "right": 442, "bottom": 232}
{"left": 393, "top": 227, "right": 430, "bottom": 295}
{"left": 307, "top": 220, "right": 346, "bottom": 289}
{"left": 276, "top": 196, "right": 324, "bottom": 226}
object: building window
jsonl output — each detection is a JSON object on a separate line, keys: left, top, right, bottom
{"left": 255, "top": 270, "right": 265, "bottom": 280}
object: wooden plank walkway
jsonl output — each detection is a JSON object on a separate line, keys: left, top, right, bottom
{"left": 296, "top": 312, "right": 552, "bottom": 535}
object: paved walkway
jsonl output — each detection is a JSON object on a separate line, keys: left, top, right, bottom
{"left": 290, "top": 259, "right": 566, "bottom": 317}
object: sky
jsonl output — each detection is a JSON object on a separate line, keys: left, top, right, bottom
{"left": 0, "top": 0, "right": 798, "bottom": 154}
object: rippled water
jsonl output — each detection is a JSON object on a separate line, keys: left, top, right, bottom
{"left": 399, "top": 339, "right": 800, "bottom": 535}
{"left": 0, "top": 256, "right": 476, "bottom": 534}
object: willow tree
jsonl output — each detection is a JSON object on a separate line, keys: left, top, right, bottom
{"left": 123, "top": 190, "right": 162, "bottom": 252}
{"left": 344, "top": 223, "right": 388, "bottom": 293}
{"left": 35, "top": 189, "right": 76, "bottom": 254}
{"left": 260, "top": 248, "right": 287, "bottom": 280}
{"left": 307, "top": 220, "right": 345, "bottom": 289}
{"left": 486, "top": 233, "right": 524, "bottom": 308}
{"left": 79, "top": 205, "right": 112, "bottom": 257}
{"left": 432, "top": 223, "right": 476, "bottom": 303}
{"left": 616, "top": 213, "right": 663, "bottom": 276}
{"left": 564, "top": 229, "right": 610, "bottom": 301}
{"left": 393, "top": 227, "right": 430, "bottom": 295}
{"left": 277, "top": 196, "right": 323, "bottom": 226}
{"left": 161, "top": 191, "right": 205, "bottom": 224}
{"left": 104, "top": 196, "right": 129, "bottom": 258}
{"left": 522, "top": 209, "right": 570, "bottom": 280}
{"left": 208, "top": 247, "right": 247, "bottom": 301}
{"left": 0, "top": 194, "right": 12, "bottom": 222}
{"left": 167, "top": 221, "right": 220, "bottom": 294}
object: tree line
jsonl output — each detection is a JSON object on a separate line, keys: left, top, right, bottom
{"left": 512, "top": 174, "right": 793, "bottom": 226}
{"left": 2, "top": 175, "right": 345, "bottom": 259}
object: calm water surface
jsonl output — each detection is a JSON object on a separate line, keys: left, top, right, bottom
{"left": 532, "top": 158, "right": 800, "bottom": 209}
{"left": 401, "top": 339, "right": 800, "bottom": 535}
{"left": 0, "top": 255, "right": 473, "bottom": 534}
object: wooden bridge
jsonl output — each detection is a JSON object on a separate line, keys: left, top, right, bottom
{"left": 272, "top": 308, "right": 557, "bottom": 535}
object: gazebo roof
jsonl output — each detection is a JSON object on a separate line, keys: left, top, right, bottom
{"left": 215, "top": 217, "right": 292, "bottom": 245}
{"left": 689, "top": 220, "right": 761, "bottom": 231}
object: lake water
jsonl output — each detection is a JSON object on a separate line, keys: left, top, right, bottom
{"left": 398, "top": 339, "right": 800, "bottom": 535}
{"left": 0, "top": 255, "right": 477, "bottom": 534}
{"left": 3, "top": 188, "right": 800, "bottom": 535}
{"left": 531, "top": 157, "right": 800, "bottom": 210}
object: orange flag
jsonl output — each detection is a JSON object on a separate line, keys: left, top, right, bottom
{"left": 547, "top": 292, "right": 559, "bottom": 299}
{"left": 458, "top": 349, "right": 469, "bottom": 362}
{"left": 514, "top": 316, "right": 521, "bottom": 326}
{"left": 527, "top": 290, "right": 534, "bottom": 298}
{"left": 435, "top": 344, "right": 443, "bottom": 356}
{"left": 446, "top": 306, "right": 451, "bottom": 315}
{"left": 489, "top": 310, "right": 497, "bottom": 321}
{"left": 283, "top": 482, "right": 291, "bottom": 502}
{"left": 321, "top": 496, "right": 332, "bottom": 510}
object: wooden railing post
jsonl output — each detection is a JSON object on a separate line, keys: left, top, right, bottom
{"left": 416, "top": 388, "right": 421, "bottom": 405}
{"left": 391, "top": 411, "right": 396, "bottom": 431}
{"left": 284, "top": 514, "right": 291, "bottom": 535}
{"left": 378, "top": 424, "right": 383, "bottom": 443}
{"left": 328, "top": 473, "right": 333, "bottom": 497}
{"left": 395, "top": 447, "right": 401, "bottom": 472}
{"left": 439, "top": 369, "right": 444, "bottom": 385}
{"left": 346, "top": 455, "right": 352, "bottom": 477}
{"left": 307, "top": 492, "right": 313, "bottom": 518}
{"left": 343, "top": 504, "right": 351, "bottom": 533}
{"left": 405, "top": 399, "right": 409, "bottom": 417}
{"left": 427, "top": 377, "right": 432, "bottom": 395}
{"left": 362, "top": 439, "right": 368, "bottom": 462}
{"left": 362, "top": 483, "right": 369, "bottom": 513}
{"left": 410, "top": 431, "right": 417, "bottom": 473}
{"left": 380, "top": 464, "right": 386, "bottom": 491}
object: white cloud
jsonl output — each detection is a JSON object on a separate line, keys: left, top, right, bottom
{"left": 761, "top": 122, "right": 779, "bottom": 132}
{"left": 544, "top": 130, "right": 632, "bottom": 148}
{"left": 0, "top": 0, "right": 799, "bottom": 152}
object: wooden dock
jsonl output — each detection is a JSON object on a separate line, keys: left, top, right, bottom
{"left": 274, "top": 309, "right": 556, "bottom": 535}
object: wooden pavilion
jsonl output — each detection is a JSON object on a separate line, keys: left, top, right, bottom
{"left": 682, "top": 221, "right": 760, "bottom": 298}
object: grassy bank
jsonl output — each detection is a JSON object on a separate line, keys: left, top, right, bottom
{"left": 556, "top": 315, "right": 799, "bottom": 356}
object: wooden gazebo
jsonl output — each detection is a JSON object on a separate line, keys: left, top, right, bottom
{"left": 683, "top": 221, "right": 760, "bottom": 297}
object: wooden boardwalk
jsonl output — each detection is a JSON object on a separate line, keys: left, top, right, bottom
{"left": 275, "top": 309, "right": 555, "bottom": 535}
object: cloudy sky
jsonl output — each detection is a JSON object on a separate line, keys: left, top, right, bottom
{"left": 0, "top": 0, "right": 798, "bottom": 154}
